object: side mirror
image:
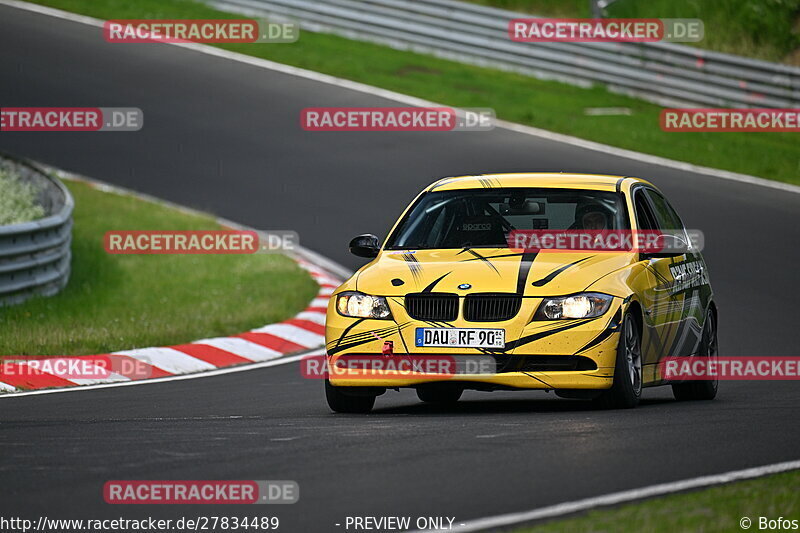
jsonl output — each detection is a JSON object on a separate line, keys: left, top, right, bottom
{"left": 349, "top": 234, "right": 380, "bottom": 258}
{"left": 640, "top": 231, "right": 690, "bottom": 259}
{"left": 641, "top": 251, "right": 684, "bottom": 260}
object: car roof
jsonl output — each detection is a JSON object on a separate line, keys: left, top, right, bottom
{"left": 427, "top": 173, "right": 653, "bottom": 193}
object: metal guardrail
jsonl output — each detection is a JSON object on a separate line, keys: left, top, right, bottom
{"left": 209, "top": 0, "right": 800, "bottom": 108}
{"left": 0, "top": 155, "right": 73, "bottom": 306}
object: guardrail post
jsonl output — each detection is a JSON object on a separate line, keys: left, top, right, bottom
{"left": 590, "top": 0, "right": 602, "bottom": 18}
{"left": 591, "top": 0, "right": 622, "bottom": 18}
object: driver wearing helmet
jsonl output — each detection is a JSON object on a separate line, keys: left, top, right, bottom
{"left": 572, "top": 201, "right": 614, "bottom": 230}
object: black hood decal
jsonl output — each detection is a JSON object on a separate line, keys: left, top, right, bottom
{"left": 531, "top": 257, "right": 593, "bottom": 287}
{"left": 515, "top": 252, "right": 539, "bottom": 295}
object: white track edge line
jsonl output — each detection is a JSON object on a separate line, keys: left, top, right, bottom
{"left": 2, "top": 0, "right": 799, "bottom": 196}
{"left": 0, "top": 350, "right": 321, "bottom": 399}
{"left": 412, "top": 459, "right": 800, "bottom": 532}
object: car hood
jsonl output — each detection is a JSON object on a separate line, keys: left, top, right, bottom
{"left": 355, "top": 249, "right": 635, "bottom": 297}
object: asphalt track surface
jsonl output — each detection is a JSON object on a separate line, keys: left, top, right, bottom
{"left": 1, "top": 4, "right": 800, "bottom": 531}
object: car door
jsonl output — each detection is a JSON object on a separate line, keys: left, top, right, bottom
{"left": 642, "top": 188, "right": 708, "bottom": 359}
{"left": 632, "top": 187, "right": 669, "bottom": 370}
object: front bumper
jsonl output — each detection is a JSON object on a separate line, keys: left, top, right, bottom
{"left": 327, "top": 364, "right": 614, "bottom": 390}
{"left": 326, "top": 298, "right": 623, "bottom": 390}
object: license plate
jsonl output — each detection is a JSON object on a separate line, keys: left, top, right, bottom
{"left": 415, "top": 328, "right": 505, "bottom": 348}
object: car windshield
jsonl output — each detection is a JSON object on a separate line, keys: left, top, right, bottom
{"left": 385, "top": 187, "right": 629, "bottom": 250}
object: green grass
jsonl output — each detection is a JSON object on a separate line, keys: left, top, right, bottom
{"left": 0, "top": 180, "right": 318, "bottom": 356}
{"left": 513, "top": 469, "right": 800, "bottom": 533}
{"left": 467, "top": 0, "right": 800, "bottom": 64}
{"left": 0, "top": 168, "right": 45, "bottom": 225}
{"left": 28, "top": 0, "right": 800, "bottom": 186}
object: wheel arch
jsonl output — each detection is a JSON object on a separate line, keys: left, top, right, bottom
{"left": 623, "top": 297, "right": 644, "bottom": 338}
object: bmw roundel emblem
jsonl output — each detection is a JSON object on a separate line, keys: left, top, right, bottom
{"left": 458, "top": 283, "right": 472, "bottom": 290}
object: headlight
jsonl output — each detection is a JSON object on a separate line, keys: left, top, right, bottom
{"left": 336, "top": 291, "right": 392, "bottom": 319}
{"left": 534, "top": 293, "right": 613, "bottom": 320}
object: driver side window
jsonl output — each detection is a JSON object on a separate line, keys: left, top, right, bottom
{"left": 644, "top": 190, "right": 685, "bottom": 231}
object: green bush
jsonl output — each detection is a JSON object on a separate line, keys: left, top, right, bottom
{"left": 0, "top": 169, "right": 45, "bottom": 225}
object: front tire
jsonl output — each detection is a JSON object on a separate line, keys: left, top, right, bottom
{"left": 595, "top": 312, "right": 642, "bottom": 409}
{"left": 672, "top": 309, "right": 718, "bottom": 401}
{"left": 325, "top": 379, "right": 376, "bottom": 413}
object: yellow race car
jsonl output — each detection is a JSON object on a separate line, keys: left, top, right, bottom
{"left": 325, "top": 173, "right": 718, "bottom": 412}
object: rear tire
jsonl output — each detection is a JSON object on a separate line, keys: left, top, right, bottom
{"left": 416, "top": 384, "right": 463, "bottom": 404}
{"left": 595, "top": 312, "right": 642, "bottom": 409}
{"left": 672, "top": 309, "right": 718, "bottom": 401}
{"left": 325, "top": 379, "right": 376, "bottom": 413}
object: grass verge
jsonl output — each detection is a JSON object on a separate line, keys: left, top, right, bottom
{"left": 512, "top": 469, "right": 800, "bottom": 533}
{"left": 0, "top": 168, "right": 45, "bottom": 225}
{"left": 26, "top": 0, "right": 800, "bottom": 186}
{"left": 0, "top": 179, "right": 318, "bottom": 356}
{"left": 467, "top": 0, "right": 800, "bottom": 64}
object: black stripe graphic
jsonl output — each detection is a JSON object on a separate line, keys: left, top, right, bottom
{"left": 422, "top": 272, "right": 451, "bottom": 293}
{"left": 402, "top": 253, "right": 423, "bottom": 282}
{"left": 327, "top": 324, "right": 412, "bottom": 355}
{"left": 492, "top": 318, "right": 594, "bottom": 352}
{"left": 531, "top": 257, "right": 592, "bottom": 287}
{"left": 515, "top": 252, "right": 538, "bottom": 295}
{"left": 459, "top": 248, "right": 501, "bottom": 275}
{"left": 334, "top": 318, "right": 366, "bottom": 350}
{"left": 576, "top": 307, "right": 622, "bottom": 354}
